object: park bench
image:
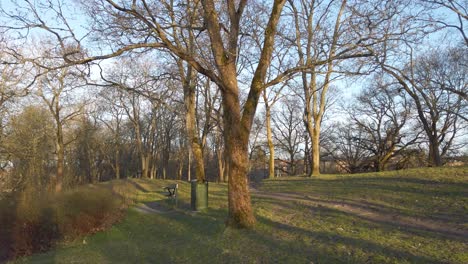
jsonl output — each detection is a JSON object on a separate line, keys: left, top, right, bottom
{"left": 163, "top": 183, "right": 178, "bottom": 198}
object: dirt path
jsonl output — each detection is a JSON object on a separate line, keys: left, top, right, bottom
{"left": 133, "top": 201, "right": 176, "bottom": 214}
{"left": 251, "top": 189, "right": 468, "bottom": 240}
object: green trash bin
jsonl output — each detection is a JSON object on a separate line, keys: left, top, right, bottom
{"left": 191, "top": 180, "right": 208, "bottom": 211}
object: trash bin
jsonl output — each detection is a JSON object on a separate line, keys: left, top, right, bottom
{"left": 191, "top": 180, "right": 208, "bottom": 211}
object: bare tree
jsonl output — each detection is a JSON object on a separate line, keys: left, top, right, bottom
{"left": 418, "top": 0, "right": 468, "bottom": 45}
{"left": 284, "top": 0, "right": 409, "bottom": 176}
{"left": 98, "top": 57, "right": 177, "bottom": 179}
{"left": 330, "top": 123, "right": 373, "bottom": 173}
{"left": 380, "top": 46, "right": 467, "bottom": 166}
{"left": 70, "top": 113, "right": 105, "bottom": 184}
{"left": 97, "top": 88, "right": 126, "bottom": 179}
{"left": 349, "top": 77, "right": 420, "bottom": 171}
{"left": 36, "top": 65, "right": 86, "bottom": 192}
{"left": 1, "top": 105, "right": 56, "bottom": 192}
{"left": 262, "top": 83, "right": 286, "bottom": 178}
{"left": 272, "top": 98, "right": 304, "bottom": 175}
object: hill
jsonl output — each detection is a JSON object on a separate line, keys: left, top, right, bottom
{"left": 12, "top": 167, "right": 468, "bottom": 263}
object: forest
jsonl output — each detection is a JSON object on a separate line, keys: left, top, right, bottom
{"left": 0, "top": 1, "right": 467, "bottom": 259}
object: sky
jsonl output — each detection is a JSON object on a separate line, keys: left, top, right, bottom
{"left": 0, "top": 0, "right": 465, "bottom": 117}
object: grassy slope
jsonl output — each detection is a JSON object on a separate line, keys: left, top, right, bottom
{"left": 14, "top": 167, "right": 468, "bottom": 264}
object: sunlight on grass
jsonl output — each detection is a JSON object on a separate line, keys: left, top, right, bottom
{"left": 13, "top": 167, "right": 468, "bottom": 264}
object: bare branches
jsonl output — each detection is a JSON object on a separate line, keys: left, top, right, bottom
{"left": 418, "top": 0, "right": 468, "bottom": 45}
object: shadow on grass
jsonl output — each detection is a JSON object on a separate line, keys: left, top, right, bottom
{"left": 262, "top": 176, "right": 468, "bottom": 223}
{"left": 265, "top": 177, "right": 468, "bottom": 195}
{"left": 18, "top": 173, "right": 466, "bottom": 263}
{"left": 255, "top": 215, "right": 443, "bottom": 264}
{"left": 253, "top": 195, "right": 468, "bottom": 242}
{"left": 86, "top": 205, "right": 445, "bottom": 264}
{"left": 256, "top": 190, "right": 467, "bottom": 226}
{"left": 125, "top": 180, "right": 152, "bottom": 193}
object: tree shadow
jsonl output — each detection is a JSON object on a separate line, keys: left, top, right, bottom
{"left": 255, "top": 215, "right": 443, "bottom": 264}
{"left": 261, "top": 176, "right": 468, "bottom": 225}
{"left": 125, "top": 179, "right": 151, "bottom": 193}
{"left": 89, "top": 204, "right": 445, "bottom": 263}
{"left": 253, "top": 194, "right": 468, "bottom": 242}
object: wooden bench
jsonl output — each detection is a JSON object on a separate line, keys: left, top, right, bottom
{"left": 163, "top": 184, "right": 178, "bottom": 198}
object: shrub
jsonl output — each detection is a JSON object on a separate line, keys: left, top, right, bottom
{"left": 0, "top": 184, "right": 128, "bottom": 261}
{"left": 55, "top": 187, "right": 124, "bottom": 239}
{"left": 0, "top": 195, "right": 15, "bottom": 262}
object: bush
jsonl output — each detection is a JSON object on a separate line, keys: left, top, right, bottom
{"left": 0, "top": 185, "right": 128, "bottom": 261}
{"left": 0, "top": 196, "right": 15, "bottom": 262}
{"left": 55, "top": 187, "right": 125, "bottom": 238}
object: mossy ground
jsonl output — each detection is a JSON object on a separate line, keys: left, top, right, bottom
{"left": 13, "top": 167, "right": 468, "bottom": 263}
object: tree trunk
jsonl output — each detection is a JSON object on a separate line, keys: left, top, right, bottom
{"left": 191, "top": 142, "right": 205, "bottom": 181}
{"left": 265, "top": 107, "right": 275, "bottom": 178}
{"left": 289, "top": 153, "right": 295, "bottom": 175}
{"left": 177, "top": 159, "right": 183, "bottom": 180}
{"left": 377, "top": 150, "right": 394, "bottom": 172}
{"left": 141, "top": 154, "right": 149, "bottom": 178}
{"left": 217, "top": 148, "right": 225, "bottom": 182}
{"left": 187, "top": 151, "right": 191, "bottom": 181}
{"left": 56, "top": 142, "right": 64, "bottom": 192}
{"left": 310, "top": 126, "right": 320, "bottom": 176}
{"left": 150, "top": 164, "right": 156, "bottom": 179}
{"left": 115, "top": 149, "right": 120, "bottom": 179}
{"left": 185, "top": 90, "right": 206, "bottom": 181}
{"left": 428, "top": 138, "right": 442, "bottom": 166}
{"left": 182, "top": 56, "right": 206, "bottom": 182}
{"left": 55, "top": 124, "right": 64, "bottom": 192}
{"left": 225, "top": 136, "right": 255, "bottom": 228}
{"left": 224, "top": 156, "right": 229, "bottom": 182}
{"left": 304, "top": 134, "right": 310, "bottom": 175}
{"left": 200, "top": 0, "right": 286, "bottom": 228}
{"left": 223, "top": 89, "right": 255, "bottom": 228}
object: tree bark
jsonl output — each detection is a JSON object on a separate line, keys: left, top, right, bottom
{"left": 115, "top": 149, "right": 120, "bottom": 179}
{"left": 187, "top": 151, "right": 191, "bottom": 181}
{"left": 55, "top": 131, "right": 64, "bottom": 192}
{"left": 177, "top": 159, "right": 183, "bottom": 180}
{"left": 311, "top": 125, "right": 321, "bottom": 176}
{"left": 223, "top": 90, "right": 255, "bottom": 228}
{"left": 54, "top": 109, "right": 65, "bottom": 192}
{"left": 216, "top": 146, "right": 225, "bottom": 182}
{"left": 265, "top": 107, "right": 275, "bottom": 178}
{"left": 428, "top": 137, "right": 442, "bottom": 166}
{"left": 181, "top": 63, "right": 206, "bottom": 182}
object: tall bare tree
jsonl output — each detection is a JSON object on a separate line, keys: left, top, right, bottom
{"left": 37, "top": 66, "right": 85, "bottom": 192}
{"left": 380, "top": 46, "right": 467, "bottom": 166}
{"left": 330, "top": 123, "right": 373, "bottom": 173}
{"left": 262, "top": 83, "right": 286, "bottom": 178}
{"left": 418, "top": 0, "right": 468, "bottom": 45}
{"left": 2, "top": 106, "right": 56, "bottom": 192}
{"left": 272, "top": 97, "right": 304, "bottom": 175}
{"left": 97, "top": 88, "right": 126, "bottom": 179}
{"left": 349, "top": 78, "right": 420, "bottom": 171}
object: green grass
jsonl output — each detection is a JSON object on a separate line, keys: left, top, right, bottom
{"left": 12, "top": 167, "right": 468, "bottom": 264}
{"left": 261, "top": 166, "right": 468, "bottom": 225}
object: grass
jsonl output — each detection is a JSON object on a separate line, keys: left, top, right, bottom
{"left": 260, "top": 166, "right": 468, "bottom": 226}
{"left": 10, "top": 167, "right": 468, "bottom": 264}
